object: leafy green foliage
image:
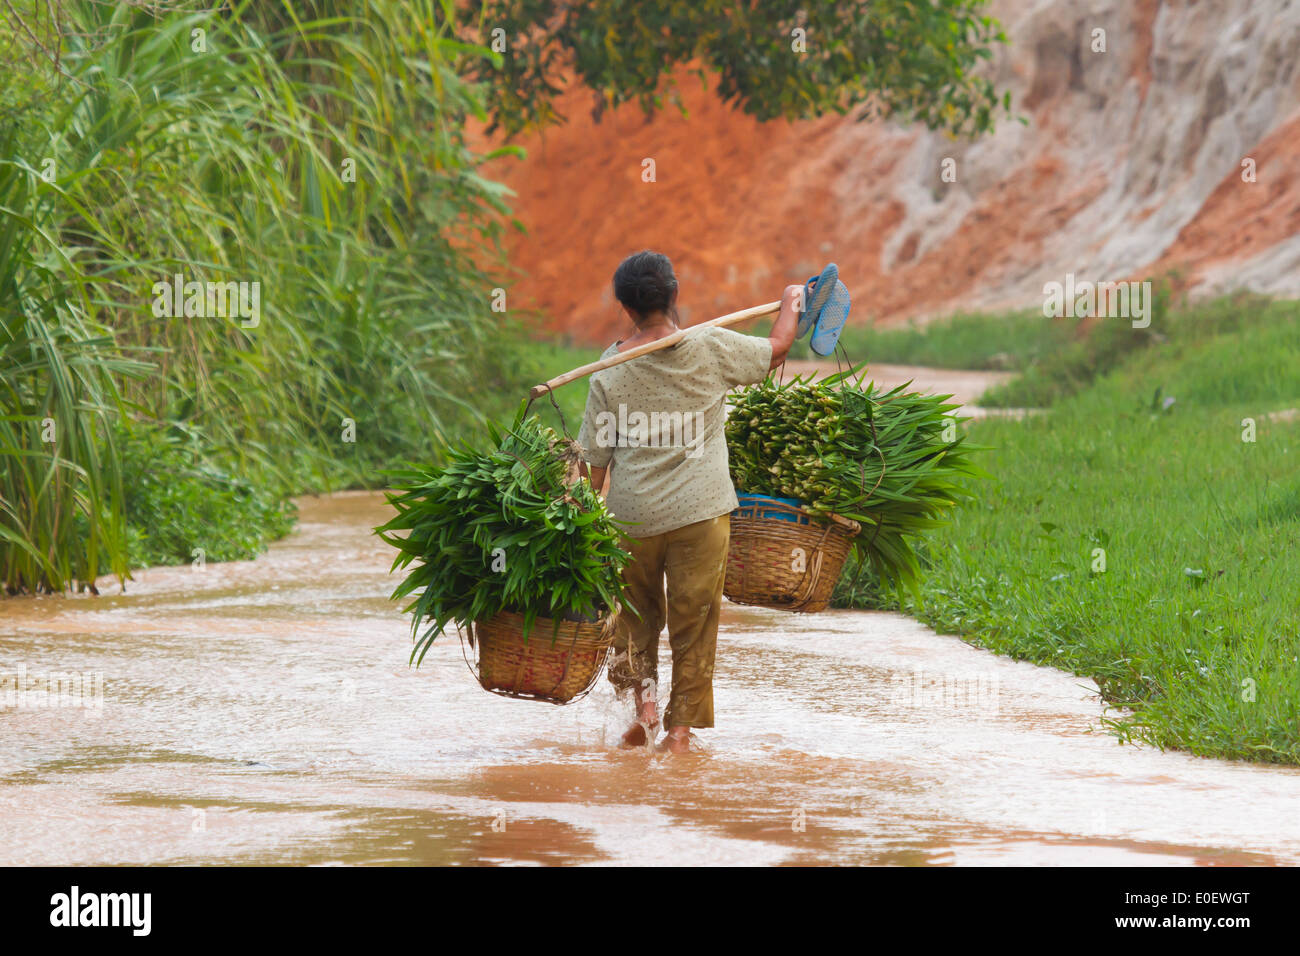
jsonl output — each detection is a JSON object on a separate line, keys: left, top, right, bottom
{"left": 377, "top": 406, "right": 632, "bottom": 664}
{"left": 45, "top": 1, "right": 515, "bottom": 482}
{"left": 111, "top": 423, "right": 297, "bottom": 569}
{"left": 1, "top": 0, "right": 520, "bottom": 590}
{"left": 0, "top": 120, "right": 149, "bottom": 593}
{"left": 465, "top": 0, "right": 1010, "bottom": 135}
{"left": 726, "top": 369, "right": 984, "bottom": 589}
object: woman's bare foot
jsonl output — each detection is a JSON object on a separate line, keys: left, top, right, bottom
{"left": 659, "top": 726, "right": 691, "bottom": 754}
{"left": 620, "top": 721, "right": 650, "bottom": 748}
{"left": 619, "top": 698, "right": 659, "bottom": 749}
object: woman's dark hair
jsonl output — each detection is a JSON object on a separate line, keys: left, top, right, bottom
{"left": 613, "top": 250, "right": 678, "bottom": 324}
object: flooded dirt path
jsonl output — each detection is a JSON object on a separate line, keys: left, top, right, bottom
{"left": 2, "top": 492, "right": 1298, "bottom": 866}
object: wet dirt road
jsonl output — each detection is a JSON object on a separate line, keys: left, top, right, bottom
{"left": 2, "top": 492, "right": 1298, "bottom": 866}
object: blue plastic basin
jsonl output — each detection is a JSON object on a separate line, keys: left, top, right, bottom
{"left": 735, "top": 493, "right": 805, "bottom": 522}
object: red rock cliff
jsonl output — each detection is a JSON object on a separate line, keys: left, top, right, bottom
{"left": 473, "top": 0, "right": 1300, "bottom": 344}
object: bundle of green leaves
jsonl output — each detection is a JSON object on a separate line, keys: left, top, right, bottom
{"left": 726, "top": 369, "right": 984, "bottom": 590}
{"left": 377, "top": 405, "right": 631, "bottom": 664}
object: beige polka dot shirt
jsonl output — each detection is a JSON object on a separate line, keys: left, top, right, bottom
{"left": 577, "top": 326, "right": 772, "bottom": 537}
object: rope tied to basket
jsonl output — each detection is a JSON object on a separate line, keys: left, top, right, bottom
{"left": 524, "top": 382, "right": 573, "bottom": 438}
{"left": 501, "top": 394, "right": 595, "bottom": 515}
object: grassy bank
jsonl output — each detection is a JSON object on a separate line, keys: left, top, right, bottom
{"left": 834, "top": 294, "right": 1300, "bottom": 764}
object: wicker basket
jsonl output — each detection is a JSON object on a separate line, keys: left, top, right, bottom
{"left": 724, "top": 497, "right": 860, "bottom": 613}
{"left": 467, "top": 609, "right": 618, "bottom": 704}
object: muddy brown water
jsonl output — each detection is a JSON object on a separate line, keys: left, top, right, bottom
{"left": 2, "top": 491, "right": 1299, "bottom": 866}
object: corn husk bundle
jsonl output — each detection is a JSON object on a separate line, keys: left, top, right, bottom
{"left": 376, "top": 404, "right": 631, "bottom": 664}
{"left": 726, "top": 368, "right": 983, "bottom": 589}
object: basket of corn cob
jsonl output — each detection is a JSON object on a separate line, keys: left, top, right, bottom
{"left": 724, "top": 368, "right": 981, "bottom": 611}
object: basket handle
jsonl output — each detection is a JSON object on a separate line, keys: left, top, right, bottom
{"left": 732, "top": 499, "right": 859, "bottom": 612}
{"left": 543, "top": 620, "right": 584, "bottom": 699}
{"left": 788, "top": 522, "right": 835, "bottom": 611}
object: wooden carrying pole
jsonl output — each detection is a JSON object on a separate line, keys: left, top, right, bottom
{"left": 528, "top": 299, "right": 781, "bottom": 399}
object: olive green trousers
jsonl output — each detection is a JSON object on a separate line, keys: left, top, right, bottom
{"left": 608, "top": 513, "right": 730, "bottom": 729}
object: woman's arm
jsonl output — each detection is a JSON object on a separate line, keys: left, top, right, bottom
{"left": 581, "top": 461, "right": 610, "bottom": 496}
{"left": 768, "top": 284, "right": 802, "bottom": 369}
{"left": 577, "top": 377, "right": 613, "bottom": 495}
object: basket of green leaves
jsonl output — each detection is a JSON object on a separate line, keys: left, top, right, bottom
{"left": 376, "top": 405, "right": 632, "bottom": 704}
{"left": 724, "top": 368, "right": 982, "bottom": 611}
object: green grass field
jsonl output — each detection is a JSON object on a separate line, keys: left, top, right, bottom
{"left": 833, "top": 294, "right": 1300, "bottom": 764}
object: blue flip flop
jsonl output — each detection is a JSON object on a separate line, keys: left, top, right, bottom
{"left": 809, "top": 278, "right": 851, "bottom": 356}
{"left": 799, "top": 262, "right": 838, "bottom": 339}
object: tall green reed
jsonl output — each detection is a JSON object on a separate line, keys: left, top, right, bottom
{"left": 1, "top": 0, "right": 519, "bottom": 590}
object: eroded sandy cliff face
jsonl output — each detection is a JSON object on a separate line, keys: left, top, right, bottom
{"left": 474, "top": 0, "right": 1300, "bottom": 343}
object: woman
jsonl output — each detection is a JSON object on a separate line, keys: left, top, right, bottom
{"left": 578, "top": 251, "right": 801, "bottom": 753}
